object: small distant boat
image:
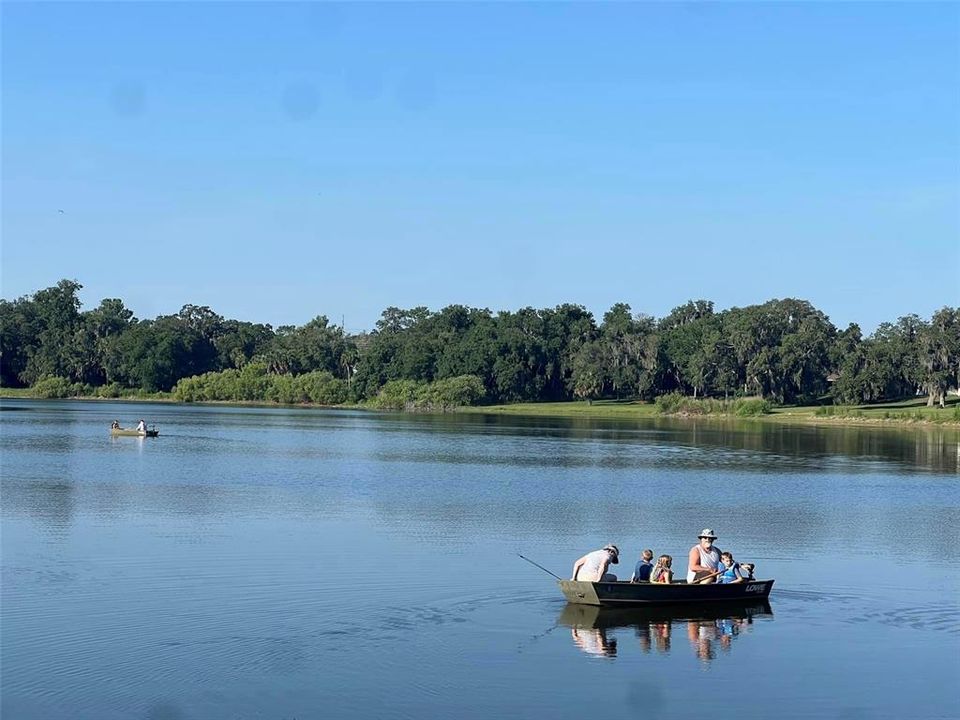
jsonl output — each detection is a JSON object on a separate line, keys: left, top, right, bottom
{"left": 110, "top": 427, "right": 159, "bottom": 437}
{"left": 559, "top": 578, "right": 775, "bottom": 606}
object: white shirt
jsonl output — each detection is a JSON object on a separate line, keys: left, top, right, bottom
{"left": 575, "top": 549, "right": 611, "bottom": 581}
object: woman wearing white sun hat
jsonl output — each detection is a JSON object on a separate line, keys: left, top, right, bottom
{"left": 687, "top": 529, "right": 722, "bottom": 584}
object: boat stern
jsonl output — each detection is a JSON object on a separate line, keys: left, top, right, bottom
{"left": 558, "top": 580, "right": 602, "bottom": 605}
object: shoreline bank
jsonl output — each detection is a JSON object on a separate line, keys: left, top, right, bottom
{"left": 3, "top": 390, "right": 958, "bottom": 429}
{"left": 459, "top": 400, "right": 960, "bottom": 429}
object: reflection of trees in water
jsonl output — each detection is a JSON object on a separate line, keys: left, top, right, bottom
{"left": 3, "top": 477, "right": 268, "bottom": 529}
{"left": 615, "top": 419, "right": 960, "bottom": 475}
{"left": 365, "top": 413, "right": 958, "bottom": 549}
{"left": 390, "top": 413, "right": 960, "bottom": 475}
{"left": 16, "top": 480, "right": 76, "bottom": 535}
{"left": 363, "top": 415, "right": 958, "bottom": 564}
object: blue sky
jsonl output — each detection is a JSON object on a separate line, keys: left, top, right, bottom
{"left": 3, "top": 2, "right": 958, "bottom": 334}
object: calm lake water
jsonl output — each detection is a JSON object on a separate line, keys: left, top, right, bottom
{"left": 2, "top": 399, "right": 958, "bottom": 720}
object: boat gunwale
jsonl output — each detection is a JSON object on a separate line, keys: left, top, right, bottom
{"left": 109, "top": 428, "right": 160, "bottom": 437}
{"left": 558, "top": 578, "right": 775, "bottom": 606}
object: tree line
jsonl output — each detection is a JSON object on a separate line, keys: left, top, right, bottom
{"left": 2, "top": 279, "right": 958, "bottom": 408}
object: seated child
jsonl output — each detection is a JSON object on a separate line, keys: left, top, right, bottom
{"left": 649, "top": 554, "right": 673, "bottom": 584}
{"left": 631, "top": 549, "right": 655, "bottom": 582}
{"left": 715, "top": 551, "right": 745, "bottom": 584}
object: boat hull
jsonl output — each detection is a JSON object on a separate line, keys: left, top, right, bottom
{"left": 110, "top": 429, "right": 159, "bottom": 437}
{"left": 558, "top": 578, "right": 774, "bottom": 606}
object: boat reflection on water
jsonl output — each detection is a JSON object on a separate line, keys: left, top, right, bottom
{"left": 559, "top": 600, "right": 773, "bottom": 662}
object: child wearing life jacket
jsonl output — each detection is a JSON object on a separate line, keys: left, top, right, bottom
{"left": 650, "top": 554, "right": 673, "bottom": 584}
{"left": 715, "top": 551, "right": 745, "bottom": 584}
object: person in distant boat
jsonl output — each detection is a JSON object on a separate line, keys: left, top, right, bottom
{"left": 714, "top": 552, "right": 745, "bottom": 584}
{"left": 111, "top": 420, "right": 120, "bottom": 429}
{"left": 631, "top": 548, "right": 655, "bottom": 582}
{"left": 571, "top": 544, "right": 620, "bottom": 582}
{"left": 136, "top": 419, "right": 146, "bottom": 433}
{"left": 687, "top": 529, "right": 722, "bottom": 584}
{"left": 650, "top": 554, "right": 673, "bottom": 584}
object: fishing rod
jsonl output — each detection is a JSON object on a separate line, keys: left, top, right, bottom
{"left": 517, "top": 553, "right": 563, "bottom": 581}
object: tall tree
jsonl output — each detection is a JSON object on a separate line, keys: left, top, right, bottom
{"left": 22, "top": 280, "right": 84, "bottom": 384}
{"left": 593, "top": 305, "right": 661, "bottom": 399}
{"left": 0, "top": 295, "right": 39, "bottom": 386}
{"left": 918, "top": 307, "right": 960, "bottom": 407}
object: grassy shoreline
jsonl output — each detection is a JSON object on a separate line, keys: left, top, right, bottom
{"left": 4, "top": 388, "right": 958, "bottom": 427}
{"left": 459, "top": 398, "right": 960, "bottom": 427}
{"left": 0, "top": 388, "right": 364, "bottom": 411}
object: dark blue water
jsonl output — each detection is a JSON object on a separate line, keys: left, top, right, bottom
{"left": 2, "top": 400, "right": 958, "bottom": 719}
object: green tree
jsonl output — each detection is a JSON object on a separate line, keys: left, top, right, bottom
{"left": 20, "top": 280, "right": 84, "bottom": 385}
{"left": 918, "top": 307, "right": 960, "bottom": 407}
{"left": 829, "top": 324, "right": 867, "bottom": 403}
{"left": 659, "top": 301, "right": 721, "bottom": 398}
{"left": 70, "top": 298, "right": 137, "bottom": 385}
{"left": 570, "top": 340, "right": 606, "bottom": 401}
{"left": 0, "top": 295, "right": 39, "bottom": 386}
{"left": 597, "top": 304, "right": 660, "bottom": 398}
{"left": 107, "top": 315, "right": 212, "bottom": 392}
{"left": 214, "top": 320, "right": 275, "bottom": 369}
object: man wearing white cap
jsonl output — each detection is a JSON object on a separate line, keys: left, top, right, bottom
{"left": 687, "top": 529, "right": 722, "bottom": 584}
{"left": 571, "top": 544, "right": 620, "bottom": 582}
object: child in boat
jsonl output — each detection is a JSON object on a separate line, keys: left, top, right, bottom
{"left": 650, "top": 555, "right": 673, "bottom": 584}
{"left": 631, "top": 549, "right": 655, "bottom": 582}
{"left": 715, "top": 552, "right": 745, "bottom": 584}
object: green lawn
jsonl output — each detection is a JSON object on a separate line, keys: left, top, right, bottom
{"left": 771, "top": 397, "right": 959, "bottom": 422}
{"left": 0, "top": 387, "right": 174, "bottom": 401}
{"left": 462, "top": 396, "right": 960, "bottom": 425}
{"left": 0, "top": 387, "right": 36, "bottom": 398}
{"left": 4, "top": 386, "right": 958, "bottom": 426}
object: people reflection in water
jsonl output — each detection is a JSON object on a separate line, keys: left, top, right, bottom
{"left": 634, "top": 622, "right": 670, "bottom": 654}
{"left": 566, "top": 609, "right": 762, "bottom": 662}
{"left": 571, "top": 626, "right": 617, "bottom": 658}
{"left": 688, "top": 620, "right": 717, "bottom": 662}
{"left": 687, "top": 616, "right": 748, "bottom": 664}
{"left": 635, "top": 623, "right": 651, "bottom": 652}
{"left": 650, "top": 621, "right": 671, "bottom": 653}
